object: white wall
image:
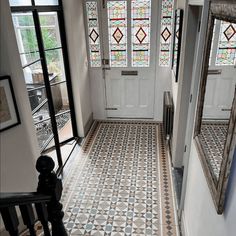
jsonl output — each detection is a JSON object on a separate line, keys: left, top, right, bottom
{"left": 63, "top": 0, "right": 93, "bottom": 136}
{"left": 0, "top": 0, "right": 39, "bottom": 192}
{"left": 183, "top": 144, "right": 236, "bottom": 236}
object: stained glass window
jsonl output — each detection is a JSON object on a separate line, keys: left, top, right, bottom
{"left": 159, "top": 0, "right": 174, "bottom": 67}
{"left": 86, "top": 1, "right": 101, "bottom": 67}
{"left": 215, "top": 21, "right": 236, "bottom": 66}
{"left": 107, "top": 1, "right": 127, "bottom": 67}
{"left": 131, "top": 0, "right": 151, "bottom": 67}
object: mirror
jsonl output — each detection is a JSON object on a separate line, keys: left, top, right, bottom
{"left": 194, "top": 0, "right": 236, "bottom": 214}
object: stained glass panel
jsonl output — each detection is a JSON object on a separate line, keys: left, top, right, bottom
{"left": 86, "top": 1, "right": 101, "bottom": 67}
{"left": 159, "top": 0, "right": 174, "bottom": 67}
{"left": 107, "top": 1, "right": 127, "bottom": 67}
{"left": 131, "top": 0, "right": 151, "bottom": 67}
{"left": 216, "top": 21, "right": 236, "bottom": 66}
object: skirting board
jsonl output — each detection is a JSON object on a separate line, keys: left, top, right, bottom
{"left": 84, "top": 112, "right": 94, "bottom": 137}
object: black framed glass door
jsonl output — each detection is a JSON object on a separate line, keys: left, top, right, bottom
{"left": 10, "top": 0, "right": 78, "bottom": 173}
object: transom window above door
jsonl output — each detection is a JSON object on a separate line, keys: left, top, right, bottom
{"left": 85, "top": 0, "right": 152, "bottom": 68}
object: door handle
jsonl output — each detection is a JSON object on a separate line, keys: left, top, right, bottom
{"left": 102, "top": 67, "right": 111, "bottom": 70}
{"left": 221, "top": 108, "right": 231, "bottom": 111}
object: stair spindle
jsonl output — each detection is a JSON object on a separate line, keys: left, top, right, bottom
{"left": 35, "top": 202, "right": 51, "bottom": 236}
{"left": 19, "top": 204, "right": 36, "bottom": 236}
{"left": 0, "top": 206, "right": 19, "bottom": 236}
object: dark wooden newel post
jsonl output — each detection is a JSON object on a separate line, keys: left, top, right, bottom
{"left": 36, "top": 155, "right": 68, "bottom": 236}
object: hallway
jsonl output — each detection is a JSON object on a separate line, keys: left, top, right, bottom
{"left": 61, "top": 121, "right": 179, "bottom": 235}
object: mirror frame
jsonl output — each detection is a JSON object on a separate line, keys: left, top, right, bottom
{"left": 194, "top": 0, "right": 236, "bottom": 214}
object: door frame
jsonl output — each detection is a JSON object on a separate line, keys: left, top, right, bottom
{"left": 84, "top": 0, "right": 158, "bottom": 119}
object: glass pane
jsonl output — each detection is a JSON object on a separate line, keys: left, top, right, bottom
{"left": 215, "top": 20, "right": 236, "bottom": 66}
{"left": 50, "top": 82, "right": 73, "bottom": 142}
{"left": 12, "top": 13, "right": 40, "bottom": 66}
{"left": 107, "top": 1, "right": 127, "bottom": 67}
{"left": 34, "top": 0, "right": 59, "bottom": 6}
{"left": 131, "top": 0, "right": 151, "bottom": 67}
{"left": 45, "top": 48, "right": 65, "bottom": 80}
{"left": 9, "top": 0, "right": 31, "bottom": 6}
{"left": 24, "top": 59, "right": 45, "bottom": 84}
{"left": 56, "top": 111, "right": 73, "bottom": 143}
{"left": 33, "top": 102, "right": 54, "bottom": 150}
{"left": 86, "top": 1, "right": 102, "bottom": 67}
{"left": 159, "top": 0, "right": 174, "bottom": 67}
{"left": 39, "top": 12, "right": 62, "bottom": 49}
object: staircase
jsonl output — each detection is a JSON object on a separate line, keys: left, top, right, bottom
{"left": 0, "top": 156, "right": 67, "bottom": 236}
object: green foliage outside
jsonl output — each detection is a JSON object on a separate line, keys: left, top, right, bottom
{"left": 18, "top": 14, "right": 61, "bottom": 75}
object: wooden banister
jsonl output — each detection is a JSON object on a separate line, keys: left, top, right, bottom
{"left": 0, "top": 155, "right": 68, "bottom": 236}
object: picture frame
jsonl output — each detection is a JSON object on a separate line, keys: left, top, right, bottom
{"left": 0, "top": 75, "right": 21, "bottom": 132}
{"left": 172, "top": 9, "right": 184, "bottom": 83}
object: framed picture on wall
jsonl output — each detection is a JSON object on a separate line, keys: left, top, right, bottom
{"left": 172, "top": 9, "right": 184, "bottom": 83}
{"left": 0, "top": 75, "right": 20, "bottom": 132}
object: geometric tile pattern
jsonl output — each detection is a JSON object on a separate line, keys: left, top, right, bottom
{"left": 61, "top": 121, "right": 179, "bottom": 235}
{"left": 21, "top": 121, "right": 179, "bottom": 235}
{"left": 199, "top": 121, "right": 228, "bottom": 181}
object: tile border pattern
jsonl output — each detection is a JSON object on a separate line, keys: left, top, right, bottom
{"left": 20, "top": 120, "right": 178, "bottom": 236}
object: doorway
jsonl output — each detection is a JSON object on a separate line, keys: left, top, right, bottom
{"left": 85, "top": 0, "right": 158, "bottom": 118}
{"left": 10, "top": 0, "right": 78, "bottom": 173}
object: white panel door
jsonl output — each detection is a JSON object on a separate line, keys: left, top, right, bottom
{"left": 203, "top": 19, "right": 236, "bottom": 120}
{"left": 100, "top": 0, "right": 157, "bottom": 118}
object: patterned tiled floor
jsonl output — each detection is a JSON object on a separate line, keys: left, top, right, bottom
{"left": 199, "top": 121, "right": 228, "bottom": 181}
{"left": 60, "top": 121, "right": 179, "bottom": 236}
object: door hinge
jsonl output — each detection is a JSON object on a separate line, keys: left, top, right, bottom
{"left": 190, "top": 94, "right": 192, "bottom": 103}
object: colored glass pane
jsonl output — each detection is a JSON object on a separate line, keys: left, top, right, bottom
{"left": 159, "top": 0, "right": 174, "bottom": 67}
{"left": 107, "top": 1, "right": 127, "bottom": 67}
{"left": 131, "top": 0, "right": 151, "bottom": 67}
{"left": 86, "top": 1, "right": 101, "bottom": 67}
{"left": 216, "top": 21, "right": 236, "bottom": 66}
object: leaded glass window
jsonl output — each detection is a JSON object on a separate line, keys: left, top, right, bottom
{"left": 131, "top": 0, "right": 151, "bottom": 67}
{"left": 86, "top": 1, "right": 101, "bottom": 67}
{"left": 159, "top": 0, "right": 174, "bottom": 67}
{"left": 215, "top": 21, "right": 236, "bottom": 66}
{"left": 107, "top": 1, "right": 127, "bottom": 67}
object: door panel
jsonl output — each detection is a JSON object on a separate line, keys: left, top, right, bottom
{"left": 103, "top": 0, "right": 156, "bottom": 118}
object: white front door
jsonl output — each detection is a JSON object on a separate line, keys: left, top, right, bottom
{"left": 87, "top": 0, "right": 157, "bottom": 118}
{"left": 203, "top": 19, "right": 236, "bottom": 120}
